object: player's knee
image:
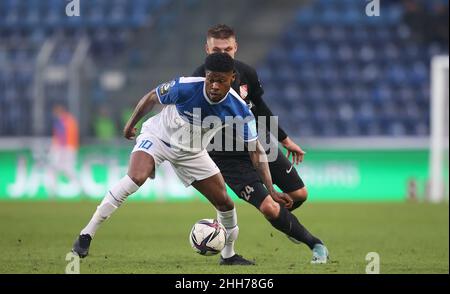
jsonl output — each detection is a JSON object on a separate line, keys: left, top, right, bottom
{"left": 214, "top": 191, "right": 234, "bottom": 212}
{"left": 127, "top": 172, "right": 148, "bottom": 187}
{"left": 289, "top": 187, "right": 308, "bottom": 203}
{"left": 259, "top": 197, "right": 280, "bottom": 220}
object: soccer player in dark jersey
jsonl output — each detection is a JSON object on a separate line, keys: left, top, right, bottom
{"left": 193, "top": 24, "right": 328, "bottom": 263}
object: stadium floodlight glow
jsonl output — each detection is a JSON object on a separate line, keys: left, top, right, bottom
{"left": 429, "top": 55, "right": 449, "bottom": 203}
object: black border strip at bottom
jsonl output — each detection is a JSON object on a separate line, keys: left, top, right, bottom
{"left": 0, "top": 274, "right": 448, "bottom": 291}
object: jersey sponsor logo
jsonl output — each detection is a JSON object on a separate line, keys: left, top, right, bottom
{"left": 159, "top": 80, "right": 176, "bottom": 96}
{"left": 239, "top": 84, "right": 248, "bottom": 100}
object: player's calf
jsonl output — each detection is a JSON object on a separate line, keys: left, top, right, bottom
{"left": 267, "top": 202, "right": 323, "bottom": 250}
{"left": 259, "top": 196, "right": 280, "bottom": 220}
{"left": 216, "top": 208, "right": 238, "bottom": 259}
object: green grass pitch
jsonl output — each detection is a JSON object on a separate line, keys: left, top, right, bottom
{"left": 0, "top": 201, "right": 448, "bottom": 274}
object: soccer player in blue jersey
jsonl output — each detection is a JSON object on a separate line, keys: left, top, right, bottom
{"left": 193, "top": 25, "right": 328, "bottom": 264}
{"left": 72, "top": 53, "right": 289, "bottom": 265}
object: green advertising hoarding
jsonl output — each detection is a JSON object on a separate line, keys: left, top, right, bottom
{"left": 0, "top": 146, "right": 431, "bottom": 202}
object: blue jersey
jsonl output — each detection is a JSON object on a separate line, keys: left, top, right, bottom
{"left": 141, "top": 77, "right": 257, "bottom": 152}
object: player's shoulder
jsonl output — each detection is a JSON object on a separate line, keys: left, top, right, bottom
{"left": 227, "top": 87, "right": 251, "bottom": 113}
{"left": 178, "top": 76, "right": 205, "bottom": 84}
{"left": 160, "top": 77, "right": 204, "bottom": 101}
{"left": 159, "top": 76, "right": 203, "bottom": 89}
{"left": 192, "top": 64, "right": 206, "bottom": 77}
{"left": 234, "top": 60, "right": 257, "bottom": 76}
{"left": 177, "top": 76, "right": 205, "bottom": 91}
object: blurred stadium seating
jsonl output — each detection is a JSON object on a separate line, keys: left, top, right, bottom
{"left": 0, "top": 0, "right": 170, "bottom": 136}
{"left": 258, "top": 0, "right": 449, "bottom": 137}
{"left": 0, "top": 0, "right": 448, "bottom": 138}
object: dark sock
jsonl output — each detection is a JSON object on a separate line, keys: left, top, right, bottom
{"left": 269, "top": 206, "right": 322, "bottom": 250}
{"left": 289, "top": 200, "right": 304, "bottom": 211}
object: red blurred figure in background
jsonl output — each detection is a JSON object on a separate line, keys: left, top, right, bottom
{"left": 48, "top": 104, "right": 80, "bottom": 197}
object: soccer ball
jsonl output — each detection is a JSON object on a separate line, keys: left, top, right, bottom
{"left": 189, "top": 219, "right": 227, "bottom": 256}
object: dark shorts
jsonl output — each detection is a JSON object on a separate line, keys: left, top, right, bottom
{"left": 210, "top": 148, "right": 304, "bottom": 209}
{"left": 268, "top": 148, "right": 305, "bottom": 194}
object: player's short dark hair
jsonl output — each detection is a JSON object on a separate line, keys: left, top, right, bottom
{"left": 205, "top": 53, "right": 234, "bottom": 73}
{"left": 207, "top": 24, "right": 236, "bottom": 40}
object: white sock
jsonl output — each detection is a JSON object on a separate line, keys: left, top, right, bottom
{"left": 217, "top": 208, "right": 239, "bottom": 259}
{"left": 80, "top": 175, "right": 139, "bottom": 237}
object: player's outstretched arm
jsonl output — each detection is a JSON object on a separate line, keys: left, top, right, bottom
{"left": 123, "top": 89, "right": 160, "bottom": 140}
{"left": 248, "top": 140, "right": 293, "bottom": 208}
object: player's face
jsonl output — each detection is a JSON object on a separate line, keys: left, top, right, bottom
{"left": 205, "top": 70, "right": 235, "bottom": 102}
{"left": 205, "top": 37, "right": 238, "bottom": 59}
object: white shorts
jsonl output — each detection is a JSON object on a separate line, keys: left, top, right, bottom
{"left": 132, "top": 133, "right": 220, "bottom": 187}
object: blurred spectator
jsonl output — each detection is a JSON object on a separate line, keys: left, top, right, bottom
{"left": 403, "top": 0, "right": 429, "bottom": 43}
{"left": 403, "top": 0, "right": 449, "bottom": 45}
{"left": 94, "top": 105, "right": 117, "bottom": 141}
{"left": 430, "top": 2, "right": 449, "bottom": 46}
{"left": 47, "top": 104, "right": 79, "bottom": 196}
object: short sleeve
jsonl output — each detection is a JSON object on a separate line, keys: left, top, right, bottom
{"left": 231, "top": 99, "right": 258, "bottom": 142}
{"left": 241, "top": 116, "right": 258, "bottom": 142}
{"left": 155, "top": 79, "right": 179, "bottom": 105}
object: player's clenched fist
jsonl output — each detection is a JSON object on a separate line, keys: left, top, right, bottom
{"left": 271, "top": 192, "right": 293, "bottom": 209}
{"left": 123, "top": 124, "right": 137, "bottom": 140}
